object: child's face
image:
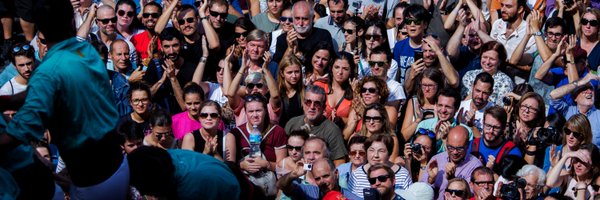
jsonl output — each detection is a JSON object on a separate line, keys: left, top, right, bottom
{"left": 122, "top": 139, "right": 143, "bottom": 154}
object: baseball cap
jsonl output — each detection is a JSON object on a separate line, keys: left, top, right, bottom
{"left": 395, "top": 182, "right": 434, "bottom": 200}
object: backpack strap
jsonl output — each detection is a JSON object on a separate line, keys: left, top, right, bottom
{"left": 471, "top": 137, "right": 481, "bottom": 154}
{"left": 494, "top": 141, "right": 516, "bottom": 164}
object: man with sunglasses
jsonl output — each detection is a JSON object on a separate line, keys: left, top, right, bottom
{"left": 93, "top": 5, "right": 138, "bottom": 71}
{"left": 420, "top": 126, "right": 482, "bottom": 200}
{"left": 314, "top": 0, "right": 349, "bottom": 52}
{"left": 368, "top": 46, "right": 406, "bottom": 112}
{"left": 368, "top": 163, "right": 400, "bottom": 200}
{"left": 278, "top": 158, "right": 354, "bottom": 199}
{"left": 131, "top": 2, "right": 163, "bottom": 61}
{"left": 392, "top": 4, "right": 431, "bottom": 87}
{"left": 468, "top": 106, "right": 521, "bottom": 168}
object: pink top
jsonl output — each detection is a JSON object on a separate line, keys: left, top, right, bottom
{"left": 171, "top": 111, "right": 226, "bottom": 139}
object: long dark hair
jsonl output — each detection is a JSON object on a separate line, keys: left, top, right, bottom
{"left": 327, "top": 53, "right": 355, "bottom": 100}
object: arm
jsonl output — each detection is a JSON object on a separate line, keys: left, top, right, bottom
{"left": 389, "top": 136, "right": 400, "bottom": 162}
{"left": 508, "top": 22, "right": 534, "bottom": 65}
{"left": 154, "top": 0, "right": 179, "bottom": 34}
{"left": 443, "top": 0, "right": 463, "bottom": 31}
{"left": 262, "top": 53, "right": 281, "bottom": 109}
{"left": 249, "top": 0, "right": 260, "bottom": 17}
{"left": 401, "top": 98, "right": 421, "bottom": 141}
{"left": 198, "top": 1, "right": 220, "bottom": 50}
{"left": 424, "top": 38, "right": 459, "bottom": 88}
{"left": 225, "top": 132, "right": 237, "bottom": 162}
{"left": 550, "top": 73, "right": 597, "bottom": 99}
{"left": 150, "top": 72, "right": 168, "bottom": 96}
{"left": 191, "top": 36, "right": 210, "bottom": 93}
{"left": 545, "top": 152, "right": 571, "bottom": 187}
{"left": 181, "top": 132, "right": 195, "bottom": 151}
{"left": 163, "top": 60, "right": 185, "bottom": 110}
{"left": 565, "top": 35, "right": 579, "bottom": 83}
{"left": 277, "top": 167, "right": 304, "bottom": 196}
{"left": 77, "top": 4, "right": 96, "bottom": 39}
{"left": 226, "top": 51, "right": 248, "bottom": 110}
{"left": 385, "top": 105, "right": 398, "bottom": 130}
{"left": 446, "top": 16, "right": 467, "bottom": 60}
{"left": 343, "top": 110, "right": 359, "bottom": 140}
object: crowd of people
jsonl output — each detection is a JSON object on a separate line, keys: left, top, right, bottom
{"left": 0, "top": 0, "right": 600, "bottom": 199}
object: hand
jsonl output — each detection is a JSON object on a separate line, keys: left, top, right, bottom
{"left": 423, "top": 37, "right": 442, "bottom": 54}
{"left": 486, "top": 155, "right": 495, "bottom": 169}
{"left": 475, "top": 187, "right": 494, "bottom": 200}
{"left": 435, "top": 121, "right": 452, "bottom": 140}
{"left": 549, "top": 144, "right": 561, "bottom": 166}
{"left": 128, "top": 66, "right": 146, "bottom": 83}
{"left": 70, "top": 0, "right": 81, "bottom": 10}
{"left": 529, "top": 11, "right": 542, "bottom": 33}
{"left": 565, "top": 35, "right": 577, "bottom": 55}
{"left": 414, "top": 100, "right": 424, "bottom": 121}
{"left": 198, "top": 0, "right": 208, "bottom": 15}
{"left": 290, "top": 160, "right": 307, "bottom": 178}
{"left": 457, "top": 9, "right": 469, "bottom": 27}
{"left": 287, "top": 29, "right": 298, "bottom": 49}
{"left": 242, "top": 157, "right": 263, "bottom": 173}
{"left": 262, "top": 51, "right": 272, "bottom": 69}
{"left": 404, "top": 143, "right": 413, "bottom": 159}
{"left": 162, "top": 59, "right": 178, "bottom": 78}
{"left": 565, "top": 0, "right": 579, "bottom": 12}
{"left": 409, "top": 59, "right": 425, "bottom": 78}
{"left": 414, "top": 146, "right": 428, "bottom": 162}
{"left": 89, "top": 3, "right": 98, "bottom": 18}
{"left": 427, "top": 159, "right": 439, "bottom": 183}
{"left": 445, "top": 161, "right": 456, "bottom": 178}
{"left": 147, "top": 36, "right": 158, "bottom": 58}
{"left": 201, "top": 35, "right": 208, "bottom": 57}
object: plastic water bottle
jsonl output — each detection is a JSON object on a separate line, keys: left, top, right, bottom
{"left": 249, "top": 125, "right": 262, "bottom": 157}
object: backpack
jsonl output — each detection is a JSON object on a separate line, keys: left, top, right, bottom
{"left": 471, "top": 137, "right": 516, "bottom": 165}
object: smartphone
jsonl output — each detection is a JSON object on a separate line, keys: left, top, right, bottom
{"left": 414, "top": 50, "right": 423, "bottom": 61}
{"left": 363, "top": 188, "right": 381, "bottom": 200}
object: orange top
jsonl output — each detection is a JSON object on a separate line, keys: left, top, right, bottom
{"left": 313, "top": 82, "right": 352, "bottom": 121}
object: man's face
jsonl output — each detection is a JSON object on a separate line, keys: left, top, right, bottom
{"left": 328, "top": 0, "right": 346, "bottom": 25}
{"left": 36, "top": 147, "right": 51, "bottom": 162}
{"left": 523, "top": 174, "right": 542, "bottom": 200}
{"left": 446, "top": 130, "right": 468, "bottom": 163}
{"left": 245, "top": 101, "right": 266, "bottom": 127}
{"left": 393, "top": 8, "right": 404, "bottom": 27}
{"left": 36, "top": 32, "right": 48, "bottom": 59}
{"left": 247, "top": 40, "right": 267, "bottom": 61}
{"left": 369, "top": 53, "right": 389, "bottom": 78}
{"left": 207, "top": 4, "right": 228, "bottom": 29}
{"left": 13, "top": 55, "right": 34, "bottom": 80}
{"left": 369, "top": 168, "right": 395, "bottom": 196}
{"left": 471, "top": 80, "right": 492, "bottom": 109}
{"left": 303, "top": 92, "right": 325, "bottom": 122}
{"left": 575, "top": 88, "right": 596, "bottom": 107}
{"left": 545, "top": 26, "right": 564, "bottom": 50}
{"left": 471, "top": 173, "right": 494, "bottom": 199}
{"left": 97, "top": 8, "right": 117, "bottom": 36}
{"left": 405, "top": 14, "right": 427, "bottom": 38}
{"left": 152, "top": 125, "right": 173, "bottom": 148}
{"left": 142, "top": 5, "right": 161, "bottom": 30}
{"left": 303, "top": 140, "right": 325, "bottom": 163}
{"left": 268, "top": 0, "right": 284, "bottom": 16}
{"left": 110, "top": 41, "right": 131, "bottom": 71}
{"left": 312, "top": 162, "right": 338, "bottom": 193}
{"left": 422, "top": 38, "right": 440, "bottom": 66}
{"left": 178, "top": 9, "right": 198, "bottom": 36}
{"left": 292, "top": 4, "right": 313, "bottom": 34}
{"left": 435, "top": 95, "right": 457, "bottom": 121}
{"left": 122, "top": 139, "right": 142, "bottom": 154}
{"left": 483, "top": 114, "right": 503, "bottom": 144}
{"left": 500, "top": 0, "right": 520, "bottom": 23}
{"left": 161, "top": 39, "right": 181, "bottom": 61}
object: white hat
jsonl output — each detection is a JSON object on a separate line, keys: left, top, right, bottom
{"left": 395, "top": 182, "right": 434, "bottom": 200}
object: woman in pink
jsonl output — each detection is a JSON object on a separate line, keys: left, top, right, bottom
{"left": 171, "top": 83, "right": 205, "bottom": 139}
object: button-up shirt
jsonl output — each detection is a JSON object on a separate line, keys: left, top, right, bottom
{"left": 314, "top": 16, "right": 345, "bottom": 53}
{"left": 419, "top": 152, "right": 482, "bottom": 200}
{"left": 551, "top": 98, "right": 600, "bottom": 148}
{"left": 490, "top": 19, "right": 537, "bottom": 57}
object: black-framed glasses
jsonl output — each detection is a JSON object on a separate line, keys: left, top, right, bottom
{"left": 364, "top": 34, "right": 382, "bottom": 40}
{"left": 178, "top": 17, "right": 195, "bottom": 25}
{"left": 279, "top": 16, "right": 293, "bottom": 22}
{"left": 519, "top": 105, "right": 538, "bottom": 114}
{"left": 364, "top": 115, "right": 383, "bottom": 123}
{"left": 446, "top": 144, "right": 466, "bottom": 153}
{"left": 142, "top": 12, "right": 160, "bottom": 18}
{"left": 342, "top": 28, "right": 355, "bottom": 34}
{"left": 246, "top": 83, "right": 264, "bottom": 89}
{"left": 360, "top": 87, "right": 378, "bottom": 94}
{"left": 234, "top": 31, "right": 249, "bottom": 39}
{"left": 546, "top": 31, "right": 563, "bottom": 38}
{"left": 286, "top": 145, "right": 303, "bottom": 151}
{"left": 199, "top": 112, "right": 219, "bottom": 119}
{"left": 473, "top": 181, "right": 495, "bottom": 186}
{"left": 368, "top": 61, "right": 387, "bottom": 67}
{"left": 416, "top": 128, "right": 435, "bottom": 139}
{"left": 581, "top": 18, "right": 599, "bottom": 27}
{"left": 117, "top": 10, "right": 135, "bottom": 17}
{"left": 131, "top": 98, "right": 150, "bottom": 105}
{"left": 368, "top": 175, "right": 390, "bottom": 185}
{"left": 12, "top": 44, "right": 31, "bottom": 53}
{"left": 304, "top": 99, "right": 323, "bottom": 108}
{"left": 97, "top": 17, "right": 118, "bottom": 24}
{"left": 404, "top": 18, "right": 422, "bottom": 25}
{"left": 483, "top": 123, "right": 502, "bottom": 132}
{"left": 564, "top": 127, "right": 582, "bottom": 139}
{"left": 209, "top": 10, "right": 228, "bottom": 19}
{"left": 445, "top": 189, "right": 466, "bottom": 197}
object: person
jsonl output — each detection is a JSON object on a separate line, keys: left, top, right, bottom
{"left": 367, "top": 45, "right": 405, "bottom": 112}
{"left": 353, "top": 103, "right": 400, "bottom": 162}
{"left": 251, "top": 0, "right": 288, "bottom": 33}
{"left": 576, "top": 8, "right": 600, "bottom": 71}
{"left": 171, "top": 83, "right": 206, "bottom": 139}
{"left": 201, "top": 0, "right": 235, "bottom": 55}
{"left": 368, "top": 163, "right": 402, "bottom": 200}
{"left": 402, "top": 130, "right": 437, "bottom": 181}
{"left": 457, "top": 72, "right": 495, "bottom": 133}
{"left": 447, "top": 17, "right": 486, "bottom": 77}
{"left": 313, "top": 54, "right": 355, "bottom": 129}
{"left": 114, "top": 0, "right": 142, "bottom": 40}
{"left": 107, "top": 39, "right": 145, "bottom": 118}
{"left": 117, "top": 120, "right": 144, "bottom": 154}
{"left": 516, "top": 165, "right": 546, "bottom": 200}
{"left": 337, "top": 136, "right": 367, "bottom": 189}
{"left": 229, "top": 17, "right": 256, "bottom": 60}
{"left": 0, "top": 0, "right": 128, "bottom": 198}
{"left": 314, "top": 0, "right": 348, "bottom": 51}
{"left": 285, "top": 85, "right": 348, "bottom": 166}
{"left": 143, "top": 109, "right": 177, "bottom": 149}
{"left": 543, "top": 114, "right": 593, "bottom": 173}
{"left": 181, "top": 101, "right": 225, "bottom": 160}
{"left": 277, "top": 158, "right": 350, "bottom": 199}
{"left": 401, "top": 68, "right": 444, "bottom": 141}
{"left": 303, "top": 41, "right": 335, "bottom": 85}
{"left": 469, "top": 106, "right": 521, "bottom": 168}
{"left": 340, "top": 16, "right": 365, "bottom": 55}
{"left": 348, "top": 134, "right": 412, "bottom": 198}
{"left": 268, "top": 8, "right": 293, "bottom": 54}
{"left": 131, "top": 1, "right": 162, "bottom": 62}
{"left": 386, "top": 2, "right": 409, "bottom": 49}
{"left": 94, "top": 5, "right": 137, "bottom": 71}
{"left": 357, "top": 20, "right": 397, "bottom": 82}
{"left": 191, "top": 35, "right": 230, "bottom": 107}
{"left": 118, "top": 82, "right": 153, "bottom": 136}
{"left": 393, "top": 4, "right": 432, "bottom": 86}
{"left": 277, "top": 54, "right": 305, "bottom": 127}
{"left": 127, "top": 146, "right": 241, "bottom": 199}
{"left": 0, "top": 43, "right": 36, "bottom": 120}
{"left": 444, "top": 178, "right": 471, "bottom": 200}
{"left": 420, "top": 126, "right": 483, "bottom": 200}
{"left": 276, "top": 129, "right": 309, "bottom": 178}
{"left": 545, "top": 144, "right": 600, "bottom": 200}
{"left": 461, "top": 41, "right": 514, "bottom": 105}
{"left": 507, "top": 92, "right": 546, "bottom": 152}
{"left": 396, "top": 182, "right": 435, "bottom": 199}
{"left": 469, "top": 166, "right": 497, "bottom": 200}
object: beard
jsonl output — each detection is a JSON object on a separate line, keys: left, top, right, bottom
{"left": 294, "top": 24, "right": 312, "bottom": 34}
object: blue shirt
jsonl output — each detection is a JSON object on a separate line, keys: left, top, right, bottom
{"left": 551, "top": 99, "right": 600, "bottom": 148}
{"left": 392, "top": 38, "right": 420, "bottom": 85}
{"left": 467, "top": 138, "right": 522, "bottom": 164}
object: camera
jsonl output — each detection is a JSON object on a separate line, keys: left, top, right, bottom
{"left": 410, "top": 143, "right": 422, "bottom": 155}
{"left": 303, "top": 163, "right": 312, "bottom": 171}
{"left": 352, "top": 1, "right": 362, "bottom": 8}
{"left": 500, "top": 178, "right": 526, "bottom": 200}
{"left": 502, "top": 96, "right": 513, "bottom": 106}
{"left": 363, "top": 188, "right": 381, "bottom": 200}
{"left": 535, "top": 126, "right": 562, "bottom": 146}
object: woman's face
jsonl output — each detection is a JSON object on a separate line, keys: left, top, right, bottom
{"left": 421, "top": 77, "right": 438, "bottom": 99}
{"left": 311, "top": 49, "right": 330, "bottom": 74}
{"left": 480, "top": 50, "right": 500, "bottom": 74}
{"left": 235, "top": 27, "right": 248, "bottom": 48}
{"left": 332, "top": 59, "right": 351, "bottom": 83}
{"left": 581, "top": 13, "right": 599, "bottom": 38}
{"left": 130, "top": 90, "right": 151, "bottom": 115}
{"left": 565, "top": 125, "right": 583, "bottom": 148}
{"left": 343, "top": 22, "right": 358, "bottom": 44}
{"left": 361, "top": 81, "right": 381, "bottom": 105}
{"left": 367, "top": 141, "right": 389, "bottom": 165}
{"left": 281, "top": 10, "right": 293, "bottom": 32}
{"left": 217, "top": 60, "right": 226, "bottom": 84}
{"left": 283, "top": 64, "right": 301, "bottom": 86}
{"left": 365, "top": 109, "right": 384, "bottom": 134}
{"left": 572, "top": 150, "right": 592, "bottom": 176}
{"left": 444, "top": 181, "right": 468, "bottom": 200}
{"left": 245, "top": 101, "right": 266, "bottom": 126}
{"left": 246, "top": 80, "right": 267, "bottom": 95}
{"left": 365, "top": 26, "right": 384, "bottom": 50}
{"left": 152, "top": 125, "right": 173, "bottom": 148}
{"left": 199, "top": 105, "right": 220, "bottom": 130}
{"left": 287, "top": 136, "right": 305, "bottom": 161}
{"left": 414, "top": 135, "right": 433, "bottom": 157}
{"left": 267, "top": 0, "right": 284, "bottom": 15}
{"left": 116, "top": 4, "right": 135, "bottom": 27}
{"left": 519, "top": 98, "right": 539, "bottom": 123}
{"left": 349, "top": 143, "right": 366, "bottom": 167}
{"left": 185, "top": 93, "right": 203, "bottom": 117}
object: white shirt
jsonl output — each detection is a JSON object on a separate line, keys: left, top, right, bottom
{"left": 208, "top": 82, "right": 228, "bottom": 106}
{"left": 387, "top": 78, "right": 406, "bottom": 102}
{"left": 456, "top": 99, "right": 494, "bottom": 132}
{"left": 269, "top": 29, "right": 283, "bottom": 55}
{"left": 489, "top": 19, "right": 537, "bottom": 57}
{"left": 0, "top": 77, "right": 27, "bottom": 95}
{"left": 358, "top": 57, "right": 398, "bottom": 82}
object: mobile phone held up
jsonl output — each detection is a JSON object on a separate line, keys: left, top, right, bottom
{"left": 414, "top": 50, "right": 423, "bottom": 61}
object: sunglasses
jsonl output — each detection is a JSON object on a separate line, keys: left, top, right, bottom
{"left": 416, "top": 128, "right": 436, "bottom": 139}
{"left": 368, "top": 175, "right": 390, "bottom": 185}
{"left": 199, "top": 112, "right": 219, "bottom": 119}
{"left": 364, "top": 34, "right": 382, "bottom": 40}
{"left": 97, "top": 17, "right": 118, "bottom": 24}
{"left": 194, "top": 1, "right": 202, "bottom": 7}
{"left": 117, "top": 10, "right": 135, "bottom": 18}
{"left": 563, "top": 127, "right": 582, "bottom": 139}
{"left": 246, "top": 83, "right": 264, "bottom": 89}
{"left": 360, "top": 87, "right": 378, "bottom": 94}
{"left": 234, "top": 31, "right": 249, "bottom": 39}
{"left": 142, "top": 12, "right": 160, "bottom": 18}
{"left": 445, "top": 189, "right": 466, "bottom": 197}
{"left": 404, "top": 18, "right": 422, "bottom": 25}
{"left": 38, "top": 38, "right": 47, "bottom": 45}
{"left": 581, "top": 18, "right": 599, "bottom": 27}
{"left": 13, "top": 44, "right": 31, "bottom": 53}
{"left": 350, "top": 150, "right": 366, "bottom": 157}
{"left": 304, "top": 99, "right": 323, "bottom": 108}
{"left": 155, "top": 132, "right": 173, "bottom": 140}
{"left": 279, "top": 16, "right": 293, "bottom": 22}
{"left": 364, "top": 115, "right": 383, "bottom": 122}
{"left": 368, "top": 61, "right": 387, "bottom": 67}
{"left": 209, "top": 10, "right": 228, "bottom": 19}
{"left": 286, "top": 145, "right": 303, "bottom": 151}
{"left": 245, "top": 94, "right": 267, "bottom": 103}
{"left": 178, "top": 17, "right": 195, "bottom": 25}
{"left": 342, "top": 28, "right": 355, "bottom": 34}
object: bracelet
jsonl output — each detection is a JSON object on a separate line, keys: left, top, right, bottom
{"left": 572, "top": 80, "right": 579, "bottom": 87}
{"left": 200, "top": 57, "right": 207, "bottom": 63}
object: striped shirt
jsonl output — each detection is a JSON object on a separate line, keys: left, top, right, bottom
{"left": 348, "top": 164, "right": 412, "bottom": 198}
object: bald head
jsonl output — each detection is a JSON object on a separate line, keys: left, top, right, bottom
{"left": 311, "top": 158, "right": 338, "bottom": 193}
{"left": 97, "top": 5, "right": 115, "bottom": 16}
{"left": 446, "top": 126, "right": 469, "bottom": 163}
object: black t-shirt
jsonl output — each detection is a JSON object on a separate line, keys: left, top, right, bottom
{"left": 273, "top": 27, "right": 335, "bottom": 63}
{"left": 143, "top": 58, "right": 196, "bottom": 114}
{"left": 278, "top": 92, "right": 304, "bottom": 127}
{"left": 117, "top": 113, "right": 152, "bottom": 136}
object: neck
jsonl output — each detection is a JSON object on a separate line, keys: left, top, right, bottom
{"left": 409, "top": 36, "right": 423, "bottom": 47}
{"left": 332, "top": 80, "right": 343, "bottom": 90}
{"left": 518, "top": 119, "right": 534, "bottom": 130}
{"left": 146, "top": 28, "right": 156, "bottom": 36}
{"left": 582, "top": 34, "right": 599, "bottom": 43}
{"left": 131, "top": 112, "right": 146, "bottom": 122}
{"left": 116, "top": 24, "right": 130, "bottom": 35}
{"left": 14, "top": 75, "right": 28, "bottom": 85}
{"left": 201, "top": 127, "right": 217, "bottom": 136}
{"left": 471, "top": 100, "right": 486, "bottom": 110}
{"left": 576, "top": 174, "right": 591, "bottom": 183}
{"left": 247, "top": 122, "right": 265, "bottom": 132}
{"left": 507, "top": 17, "right": 523, "bottom": 31}
{"left": 173, "top": 58, "right": 184, "bottom": 69}
{"left": 185, "top": 33, "right": 201, "bottom": 44}
{"left": 285, "top": 81, "right": 297, "bottom": 93}
{"left": 187, "top": 111, "right": 198, "bottom": 121}
{"left": 484, "top": 137, "right": 504, "bottom": 147}
{"left": 305, "top": 115, "right": 323, "bottom": 126}
{"left": 383, "top": 193, "right": 395, "bottom": 200}
{"left": 577, "top": 104, "right": 593, "bottom": 114}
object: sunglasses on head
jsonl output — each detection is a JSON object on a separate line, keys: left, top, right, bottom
{"left": 199, "top": 112, "right": 219, "bottom": 119}
{"left": 368, "top": 61, "right": 386, "bottom": 67}
{"left": 342, "top": 28, "right": 355, "bottom": 34}
{"left": 97, "top": 17, "right": 118, "bottom": 24}
{"left": 245, "top": 94, "right": 267, "bottom": 103}
{"left": 364, "top": 34, "right": 382, "bottom": 40}
{"left": 234, "top": 31, "right": 249, "bottom": 39}
{"left": 417, "top": 128, "right": 436, "bottom": 139}
{"left": 563, "top": 127, "right": 582, "bottom": 139}
{"left": 286, "top": 145, "right": 303, "bottom": 151}
{"left": 445, "top": 189, "right": 466, "bottom": 197}
{"left": 117, "top": 10, "right": 135, "bottom": 17}
{"left": 246, "top": 83, "right": 264, "bottom": 89}
{"left": 209, "top": 10, "right": 228, "bottom": 19}
{"left": 142, "top": 12, "right": 160, "bottom": 18}
{"left": 178, "top": 17, "right": 195, "bottom": 25}
{"left": 279, "top": 16, "right": 293, "bottom": 23}
{"left": 581, "top": 18, "right": 599, "bottom": 27}
{"left": 360, "top": 87, "right": 378, "bottom": 94}
{"left": 368, "top": 175, "right": 390, "bottom": 185}
{"left": 404, "top": 18, "right": 422, "bottom": 25}
{"left": 350, "top": 150, "right": 366, "bottom": 156}
{"left": 12, "top": 44, "right": 31, "bottom": 53}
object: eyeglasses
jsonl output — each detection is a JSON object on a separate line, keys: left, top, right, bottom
{"left": 234, "top": 31, "right": 249, "bottom": 39}
{"left": 483, "top": 123, "right": 502, "bottom": 132}
{"left": 132, "top": 98, "right": 150, "bottom": 105}
{"left": 360, "top": 87, "right": 378, "bottom": 94}
{"left": 364, "top": 115, "right": 383, "bottom": 123}
{"left": 246, "top": 83, "right": 264, "bottom": 89}
{"left": 155, "top": 132, "right": 173, "bottom": 140}
{"left": 38, "top": 38, "right": 47, "bottom": 45}
{"left": 286, "top": 145, "right": 303, "bottom": 151}
{"left": 209, "top": 10, "right": 228, "bottom": 19}
{"left": 520, "top": 105, "right": 538, "bottom": 114}
{"left": 194, "top": 1, "right": 202, "bottom": 7}
{"left": 117, "top": 10, "right": 135, "bottom": 18}
{"left": 350, "top": 150, "right": 366, "bottom": 157}
{"left": 364, "top": 34, "right": 382, "bottom": 40}
{"left": 417, "top": 128, "right": 436, "bottom": 139}
{"left": 342, "top": 28, "right": 355, "bottom": 34}
{"left": 368, "top": 175, "right": 390, "bottom": 185}
{"left": 12, "top": 44, "right": 31, "bottom": 53}
{"left": 142, "top": 12, "right": 160, "bottom": 18}
{"left": 97, "top": 17, "right": 118, "bottom": 24}
{"left": 546, "top": 31, "right": 563, "bottom": 38}
{"left": 446, "top": 145, "right": 466, "bottom": 153}
{"left": 581, "top": 18, "right": 599, "bottom": 27}
{"left": 404, "top": 18, "right": 422, "bottom": 25}
{"left": 178, "top": 17, "right": 195, "bottom": 25}
{"left": 421, "top": 83, "right": 437, "bottom": 89}
{"left": 473, "top": 181, "right": 495, "bottom": 186}
{"left": 445, "top": 189, "right": 466, "bottom": 197}
{"left": 304, "top": 99, "right": 323, "bottom": 108}
{"left": 279, "top": 16, "right": 293, "bottom": 23}
{"left": 199, "top": 112, "right": 219, "bottom": 119}
{"left": 564, "top": 127, "right": 582, "bottom": 139}
{"left": 368, "top": 61, "right": 387, "bottom": 67}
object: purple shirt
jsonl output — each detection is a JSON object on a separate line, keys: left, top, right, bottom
{"left": 419, "top": 152, "right": 482, "bottom": 200}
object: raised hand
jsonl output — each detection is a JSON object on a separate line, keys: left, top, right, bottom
{"left": 427, "top": 159, "right": 439, "bottom": 183}
{"left": 162, "top": 59, "right": 178, "bottom": 78}
{"left": 201, "top": 35, "right": 208, "bottom": 57}
{"left": 445, "top": 161, "right": 456, "bottom": 178}
{"left": 549, "top": 144, "right": 561, "bottom": 167}
{"left": 262, "top": 51, "right": 272, "bottom": 69}
{"left": 128, "top": 65, "right": 146, "bottom": 83}
{"left": 486, "top": 155, "right": 495, "bottom": 169}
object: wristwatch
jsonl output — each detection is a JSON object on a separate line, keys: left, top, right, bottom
{"left": 533, "top": 31, "right": 543, "bottom": 36}
{"left": 199, "top": 15, "right": 208, "bottom": 20}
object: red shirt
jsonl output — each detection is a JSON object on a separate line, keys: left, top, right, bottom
{"left": 231, "top": 124, "right": 287, "bottom": 162}
{"left": 130, "top": 30, "right": 161, "bottom": 60}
